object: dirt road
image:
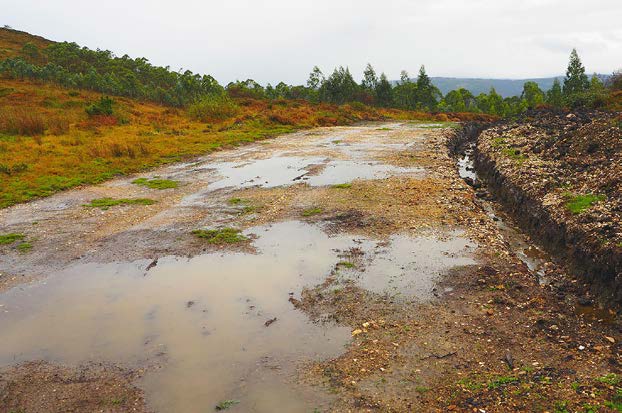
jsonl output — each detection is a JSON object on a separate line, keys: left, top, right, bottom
{"left": 0, "top": 123, "right": 620, "bottom": 412}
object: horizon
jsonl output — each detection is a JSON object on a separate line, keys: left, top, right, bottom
{"left": 3, "top": 0, "right": 621, "bottom": 85}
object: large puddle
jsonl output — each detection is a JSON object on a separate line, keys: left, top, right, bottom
{"left": 205, "top": 155, "right": 421, "bottom": 190}
{"left": 0, "top": 221, "right": 475, "bottom": 412}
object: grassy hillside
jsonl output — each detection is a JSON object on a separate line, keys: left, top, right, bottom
{"left": 0, "top": 27, "right": 51, "bottom": 61}
{"left": 0, "top": 28, "right": 497, "bottom": 208}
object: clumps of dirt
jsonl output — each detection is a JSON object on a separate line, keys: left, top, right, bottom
{"left": 0, "top": 361, "right": 149, "bottom": 413}
{"left": 476, "top": 109, "right": 622, "bottom": 302}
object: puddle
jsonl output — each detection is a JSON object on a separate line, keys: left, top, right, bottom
{"left": 337, "top": 232, "right": 476, "bottom": 298}
{"left": 0, "top": 221, "right": 354, "bottom": 413}
{"left": 457, "top": 143, "right": 549, "bottom": 281}
{"left": 0, "top": 220, "right": 478, "bottom": 411}
{"left": 205, "top": 155, "right": 421, "bottom": 190}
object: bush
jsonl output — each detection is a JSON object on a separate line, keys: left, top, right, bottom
{"left": 85, "top": 96, "right": 114, "bottom": 116}
{"left": 0, "top": 108, "right": 45, "bottom": 136}
{"left": 188, "top": 94, "right": 241, "bottom": 122}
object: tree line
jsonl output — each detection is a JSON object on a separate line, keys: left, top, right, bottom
{"left": 0, "top": 40, "right": 616, "bottom": 115}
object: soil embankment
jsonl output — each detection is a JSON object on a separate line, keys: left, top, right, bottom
{"left": 459, "top": 110, "right": 622, "bottom": 304}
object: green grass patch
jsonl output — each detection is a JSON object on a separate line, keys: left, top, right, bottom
{"left": 501, "top": 148, "right": 528, "bottom": 163}
{"left": 597, "top": 373, "right": 621, "bottom": 386}
{"left": 302, "top": 207, "right": 323, "bottom": 217}
{"left": 376, "top": 127, "right": 392, "bottom": 131}
{"left": 0, "top": 233, "right": 25, "bottom": 245}
{"left": 132, "top": 177, "right": 178, "bottom": 190}
{"left": 491, "top": 136, "right": 506, "bottom": 148}
{"left": 84, "top": 197, "right": 156, "bottom": 210}
{"left": 227, "top": 198, "right": 256, "bottom": 214}
{"left": 487, "top": 375, "right": 519, "bottom": 390}
{"left": 336, "top": 261, "right": 355, "bottom": 269}
{"left": 17, "top": 242, "right": 32, "bottom": 252}
{"left": 192, "top": 227, "right": 248, "bottom": 244}
{"left": 564, "top": 193, "right": 606, "bottom": 214}
{"left": 331, "top": 183, "right": 352, "bottom": 189}
{"left": 215, "top": 399, "right": 240, "bottom": 410}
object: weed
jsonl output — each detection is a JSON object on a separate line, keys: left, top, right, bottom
{"left": 336, "top": 261, "right": 355, "bottom": 269}
{"left": 331, "top": 183, "right": 352, "bottom": 189}
{"left": 132, "top": 178, "right": 178, "bottom": 190}
{"left": 414, "top": 386, "right": 430, "bottom": 393}
{"left": 553, "top": 400, "right": 569, "bottom": 413}
{"left": 302, "top": 207, "right": 323, "bottom": 217}
{"left": 564, "top": 193, "right": 606, "bottom": 214}
{"left": 597, "top": 373, "right": 621, "bottom": 386}
{"left": 228, "top": 198, "right": 244, "bottom": 205}
{"left": 457, "top": 378, "right": 484, "bottom": 391}
{"left": 84, "top": 197, "right": 156, "bottom": 210}
{"left": 17, "top": 242, "right": 32, "bottom": 252}
{"left": 488, "top": 376, "right": 519, "bottom": 390}
{"left": 0, "top": 233, "right": 24, "bottom": 245}
{"left": 192, "top": 228, "right": 248, "bottom": 244}
{"left": 501, "top": 148, "right": 528, "bottom": 163}
{"left": 215, "top": 399, "right": 240, "bottom": 410}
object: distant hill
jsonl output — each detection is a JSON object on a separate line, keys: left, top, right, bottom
{"left": 392, "top": 76, "right": 610, "bottom": 98}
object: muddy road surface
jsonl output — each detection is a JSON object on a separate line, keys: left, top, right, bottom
{"left": 1, "top": 123, "right": 620, "bottom": 412}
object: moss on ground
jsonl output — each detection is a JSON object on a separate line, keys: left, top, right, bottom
{"left": 84, "top": 197, "right": 156, "bottom": 210}
{"left": 564, "top": 193, "right": 605, "bottom": 214}
{"left": 132, "top": 178, "right": 178, "bottom": 190}
{"left": 192, "top": 228, "right": 248, "bottom": 244}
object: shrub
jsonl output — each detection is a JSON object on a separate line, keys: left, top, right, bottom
{"left": 85, "top": 96, "right": 114, "bottom": 116}
{"left": 188, "top": 94, "right": 240, "bottom": 122}
{"left": 0, "top": 108, "right": 45, "bottom": 136}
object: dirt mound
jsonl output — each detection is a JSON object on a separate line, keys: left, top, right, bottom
{"left": 476, "top": 109, "right": 622, "bottom": 302}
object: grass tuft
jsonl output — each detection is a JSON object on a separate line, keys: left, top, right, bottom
{"left": 302, "top": 207, "right": 323, "bottom": 217}
{"left": 192, "top": 227, "right": 248, "bottom": 244}
{"left": 132, "top": 178, "right": 178, "bottom": 190}
{"left": 331, "top": 183, "right": 352, "bottom": 189}
{"left": 215, "top": 399, "right": 240, "bottom": 410}
{"left": 564, "top": 193, "right": 605, "bottom": 214}
{"left": 17, "top": 242, "right": 32, "bottom": 252}
{"left": 0, "top": 233, "right": 25, "bottom": 245}
{"left": 84, "top": 197, "right": 156, "bottom": 210}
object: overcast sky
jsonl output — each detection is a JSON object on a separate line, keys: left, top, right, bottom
{"left": 3, "top": 0, "right": 621, "bottom": 85}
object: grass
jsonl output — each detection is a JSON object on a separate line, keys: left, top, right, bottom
{"left": 192, "top": 227, "right": 248, "bottom": 244}
{"left": 487, "top": 375, "right": 519, "bottom": 390}
{"left": 331, "top": 183, "right": 352, "bottom": 189}
{"left": 302, "top": 207, "right": 323, "bottom": 217}
{"left": 84, "top": 197, "right": 156, "bottom": 210}
{"left": 0, "top": 233, "right": 24, "bottom": 244}
{"left": 564, "top": 193, "right": 606, "bottom": 214}
{"left": 17, "top": 241, "right": 32, "bottom": 252}
{"left": 227, "top": 197, "right": 256, "bottom": 214}
{"left": 597, "top": 373, "right": 621, "bottom": 386}
{"left": 336, "top": 261, "right": 355, "bottom": 269}
{"left": 132, "top": 178, "right": 178, "bottom": 190}
{"left": 215, "top": 400, "right": 239, "bottom": 410}
{"left": 501, "top": 148, "right": 528, "bottom": 163}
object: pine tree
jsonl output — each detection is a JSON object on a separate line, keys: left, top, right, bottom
{"left": 563, "top": 49, "right": 589, "bottom": 98}
{"left": 375, "top": 73, "right": 393, "bottom": 107}
{"left": 361, "top": 63, "right": 378, "bottom": 90}
{"left": 546, "top": 78, "right": 563, "bottom": 108}
{"left": 416, "top": 65, "right": 438, "bottom": 110}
